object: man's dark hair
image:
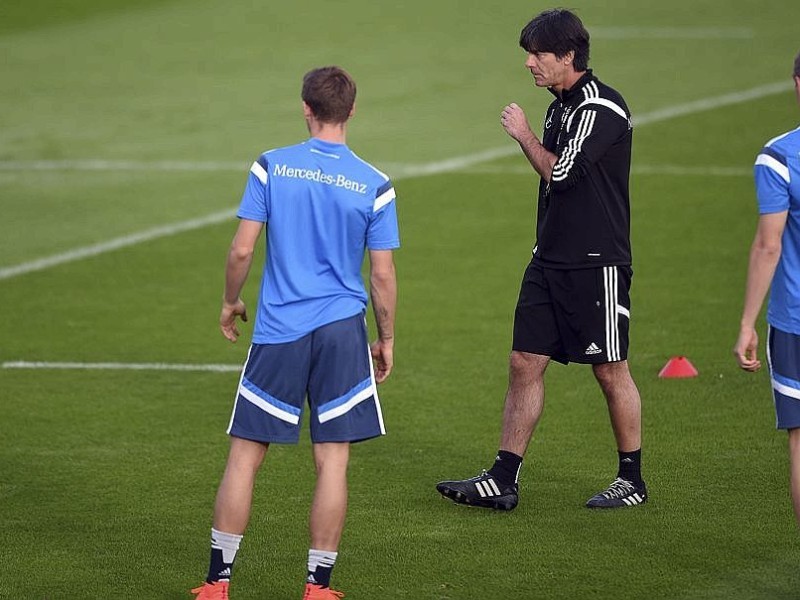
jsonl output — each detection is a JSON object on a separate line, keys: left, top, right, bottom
{"left": 302, "top": 66, "right": 356, "bottom": 124}
{"left": 519, "top": 8, "right": 590, "bottom": 72}
{"left": 794, "top": 50, "right": 800, "bottom": 79}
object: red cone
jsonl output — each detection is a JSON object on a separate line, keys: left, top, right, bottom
{"left": 658, "top": 356, "right": 698, "bottom": 378}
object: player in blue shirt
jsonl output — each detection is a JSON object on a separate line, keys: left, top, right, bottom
{"left": 734, "top": 50, "right": 800, "bottom": 528}
{"left": 192, "top": 66, "right": 399, "bottom": 600}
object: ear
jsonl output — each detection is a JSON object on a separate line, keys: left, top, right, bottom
{"left": 563, "top": 50, "right": 575, "bottom": 66}
{"left": 302, "top": 101, "right": 313, "bottom": 119}
{"left": 349, "top": 102, "right": 356, "bottom": 119}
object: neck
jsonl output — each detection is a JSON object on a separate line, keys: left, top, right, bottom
{"left": 307, "top": 121, "right": 347, "bottom": 144}
{"left": 554, "top": 69, "right": 586, "bottom": 95}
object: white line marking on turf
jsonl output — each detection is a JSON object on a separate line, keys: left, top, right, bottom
{"left": 0, "top": 209, "right": 236, "bottom": 281}
{"left": 0, "top": 159, "right": 246, "bottom": 172}
{"left": 633, "top": 80, "right": 792, "bottom": 126}
{"left": 2, "top": 361, "right": 241, "bottom": 372}
{"left": 0, "top": 79, "right": 792, "bottom": 282}
{"left": 469, "top": 164, "right": 752, "bottom": 177}
{"left": 589, "top": 26, "right": 754, "bottom": 39}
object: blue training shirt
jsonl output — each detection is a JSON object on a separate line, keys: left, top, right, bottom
{"left": 754, "top": 124, "right": 800, "bottom": 334}
{"left": 238, "top": 137, "right": 400, "bottom": 344}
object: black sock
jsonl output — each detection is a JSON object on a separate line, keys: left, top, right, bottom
{"left": 307, "top": 549, "right": 337, "bottom": 588}
{"left": 206, "top": 528, "right": 241, "bottom": 584}
{"left": 207, "top": 548, "right": 233, "bottom": 584}
{"left": 617, "top": 449, "right": 642, "bottom": 484}
{"left": 487, "top": 450, "right": 523, "bottom": 486}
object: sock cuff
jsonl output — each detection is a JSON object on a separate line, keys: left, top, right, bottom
{"left": 211, "top": 528, "right": 243, "bottom": 551}
{"left": 618, "top": 448, "right": 642, "bottom": 459}
{"left": 497, "top": 450, "right": 523, "bottom": 462}
{"left": 308, "top": 548, "right": 338, "bottom": 569}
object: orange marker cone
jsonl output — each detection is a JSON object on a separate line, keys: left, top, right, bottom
{"left": 658, "top": 356, "right": 698, "bottom": 378}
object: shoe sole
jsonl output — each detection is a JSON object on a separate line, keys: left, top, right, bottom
{"left": 436, "top": 484, "right": 518, "bottom": 511}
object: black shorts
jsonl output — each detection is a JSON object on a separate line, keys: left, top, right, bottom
{"left": 512, "top": 261, "right": 632, "bottom": 365}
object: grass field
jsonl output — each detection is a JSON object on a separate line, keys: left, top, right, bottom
{"left": 2, "top": 1, "right": 800, "bottom": 599}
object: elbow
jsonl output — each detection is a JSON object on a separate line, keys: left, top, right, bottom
{"left": 548, "top": 177, "right": 573, "bottom": 192}
{"left": 370, "top": 263, "right": 396, "bottom": 286}
{"left": 549, "top": 169, "right": 579, "bottom": 191}
{"left": 229, "top": 244, "right": 255, "bottom": 262}
{"left": 754, "top": 239, "right": 782, "bottom": 257}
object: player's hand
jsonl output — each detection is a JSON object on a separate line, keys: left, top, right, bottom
{"left": 220, "top": 298, "right": 248, "bottom": 343}
{"left": 370, "top": 338, "right": 394, "bottom": 383}
{"left": 733, "top": 326, "right": 761, "bottom": 372}
{"left": 501, "top": 102, "right": 535, "bottom": 143}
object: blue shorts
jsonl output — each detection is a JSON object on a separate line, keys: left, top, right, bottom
{"left": 227, "top": 313, "right": 385, "bottom": 444}
{"left": 767, "top": 326, "right": 800, "bottom": 430}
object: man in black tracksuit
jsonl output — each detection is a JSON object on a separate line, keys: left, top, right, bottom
{"left": 437, "top": 8, "right": 647, "bottom": 510}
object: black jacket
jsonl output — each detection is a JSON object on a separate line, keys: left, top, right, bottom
{"left": 532, "top": 70, "right": 633, "bottom": 269}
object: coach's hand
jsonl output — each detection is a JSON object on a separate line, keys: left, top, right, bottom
{"left": 220, "top": 298, "right": 248, "bottom": 343}
{"left": 501, "top": 102, "right": 535, "bottom": 143}
{"left": 371, "top": 338, "right": 394, "bottom": 383}
{"left": 733, "top": 325, "right": 761, "bottom": 372}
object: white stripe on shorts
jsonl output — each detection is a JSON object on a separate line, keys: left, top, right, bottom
{"left": 238, "top": 384, "right": 301, "bottom": 424}
{"left": 603, "top": 267, "right": 621, "bottom": 361}
{"left": 365, "top": 317, "right": 386, "bottom": 434}
{"left": 226, "top": 346, "right": 252, "bottom": 435}
{"left": 318, "top": 384, "right": 376, "bottom": 424}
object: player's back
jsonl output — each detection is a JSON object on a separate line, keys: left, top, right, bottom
{"left": 239, "top": 138, "right": 398, "bottom": 344}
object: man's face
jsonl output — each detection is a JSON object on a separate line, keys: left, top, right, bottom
{"left": 525, "top": 51, "right": 573, "bottom": 91}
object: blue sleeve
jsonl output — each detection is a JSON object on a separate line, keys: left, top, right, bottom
{"left": 367, "top": 180, "right": 400, "bottom": 250}
{"left": 237, "top": 156, "right": 270, "bottom": 222}
{"left": 754, "top": 146, "right": 790, "bottom": 214}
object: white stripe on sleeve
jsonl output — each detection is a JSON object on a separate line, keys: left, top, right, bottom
{"left": 755, "top": 154, "right": 790, "bottom": 183}
{"left": 250, "top": 161, "right": 268, "bottom": 184}
{"left": 373, "top": 187, "right": 396, "bottom": 212}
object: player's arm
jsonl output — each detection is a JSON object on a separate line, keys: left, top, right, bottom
{"left": 548, "top": 104, "right": 629, "bottom": 191}
{"left": 368, "top": 249, "right": 397, "bottom": 383}
{"left": 220, "top": 219, "right": 264, "bottom": 343}
{"left": 733, "top": 211, "right": 787, "bottom": 371}
{"left": 501, "top": 102, "right": 557, "bottom": 181}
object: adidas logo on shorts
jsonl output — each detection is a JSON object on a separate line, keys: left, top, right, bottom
{"left": 585, "top": 342, "right": 602, "bottom": 355}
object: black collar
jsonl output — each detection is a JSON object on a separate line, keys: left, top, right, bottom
{"left": 548, "top": 69, "right": 594, "bottom": 102}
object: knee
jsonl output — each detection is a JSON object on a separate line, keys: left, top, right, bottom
{"left": 314, "top": 443, "right": 350, "bottom": 475}
{"left": 228, "top": 438, "right": 268, "bottom": 473}
{"left": 790, "top": 428, "right": 800, "bottom": 454}
{"left": 508, "top": 351, "right": 545, "bottom": 383}
{"left": 593, "top": 361, "right": 629, "bottom": 387}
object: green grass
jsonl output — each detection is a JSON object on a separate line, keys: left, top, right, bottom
{"left": 2, "top": 0, "right": 800, "bottom": 598}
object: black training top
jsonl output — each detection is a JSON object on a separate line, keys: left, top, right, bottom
{"left": 532, "top": 70, "right": 633, "bottom": 269}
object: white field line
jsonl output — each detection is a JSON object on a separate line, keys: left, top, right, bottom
{"left": 0, "top": 159, "right": 245, "bottom": 172}
{"left": 589, "top": 26, "right": 754, "bottom": 39}
{"left": 471, "top": 164, "right": 752, "bottom": 177}
{"left": 0, "top": 208, "right": 237, "bottom": 281}
{"left": 2, "top": 360, "right": 241, "bottom": 373}
{"left": 0, "top": 79, "right": 792, "bottom": 282}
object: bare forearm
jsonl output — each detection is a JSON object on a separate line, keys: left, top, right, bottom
{"left": 224, "top": 248, "right": 254, "bottom": 305}
{"left": 501, "top": 103, "right": 558, "bottom": 182}
{"left": 370, "top": 267, "right": 397, "bottom": 341}
{"left": 740, "top": 244, "right": 781, "bottom": 328}
{"left": 517, "top": 130, "right": 558, "bottom": 182}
